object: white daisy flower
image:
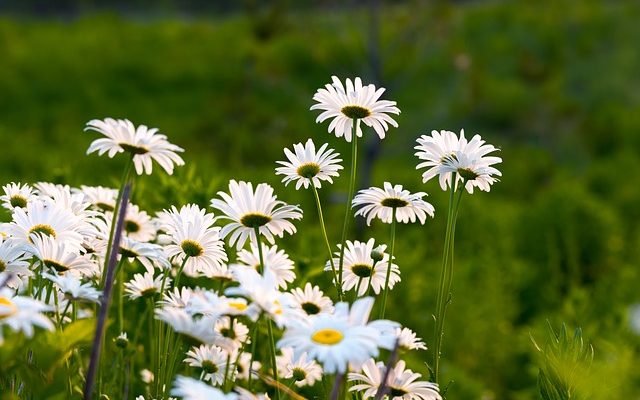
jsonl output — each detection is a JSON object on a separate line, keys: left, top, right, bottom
{"left": 34, "top": 184, "right": 95, "bottom": 221}
{"left": 33, "top": 182, "right": 70, "bottom": 198}
{"left": 44, "top": 273, "right": 101, "bottom": 303}
{"left": 0, "top": 288, "right": 54, "bottom": 344}
{"left": 108, "top": 203, "right": 157, "bottom": 243}
{"left": 396, "top": 327, "right": 427, "bottom": 351}
{"left": 160, "top": 286, "right": 199, "bottom": 309}
{"left": 214, "top": 316, "right": 250, "bottom": 353}
{"left": 119, "top": 237, "right": 170, "bottom": 273}
{"left": 276, "top": 347, "right": 323, "bottom": 387}
{"left": 275, "top": 139, "right": 343, "bottom": 190}
{"left": 210, "top": 180, "right": 303, "bottom": 250}
{"left": 415, "top": 129, "right": 502, "bottom": 194}
{"left": 283, "top": 283, "right": 333, "bottom": 316}
{"left": 140, "top": 369, "right": 154, "bottom": 384}
{"left": 6, "top": 200, "right": 85, "bottom": 253}
{"left": 79, "top": 185, "right": 118, "bottom": 211}
{"left": 171, "top": 375, "right": 237, "bottom": 400}
{"left": 162, "top": 204, "right": 227, "bottom": 277}
{"left": 234, "top": 388, "right": 270, "bottom": 400}
{"left": 0, "top": 237, "right": 32, "bottom": 288}
{"left": 1, "top": 182, "right": 36, "bottom": 210}
{"left": 234, "top": 351, "right": 261, "bottom": 381}
{"left": 184, "top": 344, "right": 229, "bottom": 385}
{"left": 124, "top": 271, "right": 166, "bottom": 300}
{"left": 348, "top": 359, "right": 442, "bottom": 400}
{"left": 325, "top": 239, "right": 399, "bottom": 296}
{"left": 28, "top": 235, "right": 98, "bottom": 277}
{"left": 352, "top": 183, "right": 435, "bottom": 225}
{"left": 85, "top": 118, "right": 185, "bottom": 175}
{"left": 311, "top": 76, "right": 400, "bottom": 142}
{"left": 236, "top": 243, "right": 295, "bottom": 289}
{"left": 156, "top": 307, "right": 221, "bottom": 344}
{"left": 277, "top": 297, "right": 399, "bottom": 373}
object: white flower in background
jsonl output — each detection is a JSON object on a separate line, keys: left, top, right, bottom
{"left": 284, "top": 283, "right": 334, "bottom": 316}
{"left": 124, "top": 271, "right": 166, "bottom": 300}
{"left": 119, "top": 237, "right": 170, "bottom": 272}
{"left": 109, "top": 203, "right": 156, "bottom": 243}
{"left": 395, "top": 327, "right": 427, "bottom": 351}
{"left": 628, "top": 304, "right": 640, "bottom": 335}
{"left": 326, "top": 239, "right": 399, "bottom": 296}
{"left": 79, "top": 185, "right": 118, "bottom": 211}
{"left": 277, "top": 297, "right": 399, "bottom": 373}
{"left": 85, "top": 118, "right": 185, "bottom": 175}
{"left": 276, "top": 347, "right": 323, "bottom": 387}
{"left": 210, "top": 180, "right": 303, "bottom": 249}
{"left": 0, "top": 237, "right": 32, "bottom": 288}
{"left": 352, "top": 183, "right": 435, "bottom": 225}
{"left": 349, "top": 359, "right": 442, "bottom": 400}
{"left": 233, "top": 351, "right": 261, "bottom": 381}
{"left": 171, "top": 375, "right": 237, "bottom": 400}
{"left": 162, "top": 204, "right": 227, "bottom": 277}
{"left": 34, "top": 184, "right": 95, "bottom": 220}
{"left": 275, "top": 139, "right": 343, "bottom": 190}
{"left": 0, "top": 288, "right": 54, "bottom": 344}
{"left": 28, "top": 235, "right": 98, "bottom": 277}
{"left": 234, "top": 388, "right": 270, "bottom": 400}
{"left": 311, "top": 76, "right": 400, "bottom": 142}
{"left": 415, "top": 129, "right": 502, "bottom": 194}
{"left": 236, "top": 243, "right": 295, "bottom": 289}
{"left": 156, "top": 307, "right": 221, "bottom": 344}
{"left": 44, "top": 273, "right": 101, "bottom": 303}
{"left": 184, "top": 344, "right": 229, "bottom": 385}
{"left": 214, "top": 316, "right": 250, "bottom": 353}
{"left": 160, "top": 286, "right": 199, "bottom": 309}
{"left": 1, "top": 182, "right": 36, "bottom": 210}
{"left": 140, "top": 369, "right": 154, "bottom": 384}
{"left": 6, "top": 200, "right": 85, "bottom": 253}
{"left": 33, "top": 182, "right": 70, "bottom": 198}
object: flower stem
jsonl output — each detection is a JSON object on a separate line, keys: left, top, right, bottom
{"left": 432, "top": 174, "right": 464, "bottom": 384}
{"left": 267, "top": 319, "right": 281, "bottom": 400}
{"left": 379, "top": 207, "right": 397, "bottom": 319}
{"left": 254, "top": 226, "right": 265, "bottom": 275}
{"left": 247, "top": 315, "right": 260, "bottom": 390}
{"left": 337, "top": 124, "right": 358, "bottom": 298}
{"left": 311, "top": 181, "right": 342, "bottom": 300}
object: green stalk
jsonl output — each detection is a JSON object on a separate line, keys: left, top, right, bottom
{"left": 247, "top": 315, "right": 260, "bottom": 390}
{"left": 311, "top": 181, "right": 342, "bottom": 300}
{"left": 337, "top": 121, "right": 359, "bottom": 296}
{"left": 379, "top": 207, "right": 397, "bottom": 319}
{"left": 432, "top": 173, "right": 464, "bottom": 384}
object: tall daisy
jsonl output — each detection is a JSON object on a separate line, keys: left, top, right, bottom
{"left": 311, "top": 76, "right": 400, "bottom": 142}
{"left": 348, "top": 359, "right": 442, "bottom": 400}
{"left": 124, "top": 271, "right": 166, "bottom": 300}
{"left": 275, "top": 139, "right": 343, "bottom": 190}
{"left": 210, "top": 180, "right": 302, "bottom": 250}
{"left": 352, "top": 183, "right": 435, "bottom": 226}
{"left": 79, "top": 185, "right": 119, "bottom": 212}
{"left": 184, "top": 344, "right": 229, "bottom": 385}
{"left": 1, "top": 182, "right": 36, "bottom": 210}
{"left": 284, "top": 283, "right": 334, "bottom": 316}
{"left": 85, "top": 118, "right": 185, "bottom": 175}
{"left": 276, "top": 347, "right": 323, "bottom": 387}
{"left": 28, "top": 235, "right": 98, "bottom": 277}
{"left": 414, "top": 129, "right": 502, "bottom": 194}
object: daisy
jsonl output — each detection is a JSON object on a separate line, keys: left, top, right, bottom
{"left": 171, "top": 375, "right": 236, "bottom": 400}
{"left": 156, "top": 307, "right": 221, "bottom": 344}
{"left": 0, "top": 288, "right": 54, "bottom": 344}
{"left": 85, "top": 118, "right": 185, "bottom": 175}
{"left": 414, "top": 129, "right": 502, "bottom": 194}
{"left": 277, "top": 297, "right": 399, "bottom": 373}
{"left": 1, "top": 182, "right": 36, "bottom": 210}
{"left": 184, "top": 344, "right": 229, "bottom": 385}
{"left": 210, "top": 180, "right": 303, "bottom": 250}
{"left": 311, "top": 76, "right": 400, "bottom": 142}
{"left": 140, "top": 369, "right": 154, "bottom": 384}
{"left": 236, "top": 244, "right": 295, "bottom": 289}
{"left": 352, "top": 183, "right": 435, "bottom": 225}
{"left": 284, "top": 283, "right": 333, "bottom": 316}
{"left": 162, "top": 205, "right": 227, "bottom": 277}
{"left": 0, "top": 237, "right": 32, "bottom": 288}
{"left": 214, "top": 316, "right": 250, "bottom": 353}
{"left": 349, "top": 359, "right": 442, "bottom": 400}
{"left": 234, "top": 351, "right": 261, "bottom": 381}
{"left": 326, "top": 239, "right": 400, "bottom": 296}
{"left": 275, "top": 139, "right": 343, "bottom": 190}
{"left": 6, "top": 200, "right": 85, "bottom": 252}
{"left": 124, "top": 271, "right": 166, "bottom": 300}
{"left": 160, "top": 286, "right": 200, "bottom": 309}
{"left": 119, "top": 237, "right": 170, "bottom": 273}
{"left": 276, "top": 347, "right": 323, "bottom": 387}
{"left": 396, "top": 327, "right": 427, "bottom": 351}
{"left": 111, "top": 203, "right": 156, "bottom": 243}
{"left": 79, "top": 185, "right": 118, "bottom": 211}
{"left": 44, "top": 273, "right": 101, "bottom": 303}
{"left": 28, "top": 235, "right": 98, "bottom": 277}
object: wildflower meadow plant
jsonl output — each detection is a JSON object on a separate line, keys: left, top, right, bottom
{"left": 0, "top": 76, "right": 510, "bottom": 400}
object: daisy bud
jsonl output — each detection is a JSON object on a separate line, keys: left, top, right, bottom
{"left": 114, "top": 332, "right": 129, "bottom": 349}
{"left": 371, "top": 245, "right": 386, "bottom": 263}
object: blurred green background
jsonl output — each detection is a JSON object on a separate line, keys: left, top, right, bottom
{"left": 1, "top": 0, "right": 640, "bottom": 398}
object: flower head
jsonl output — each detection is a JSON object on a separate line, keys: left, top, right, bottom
{"left": 0, "top": 288, "right": 54, "bottom": 344}
{"left": 85, "top": 118, "right": 185, "bottom": 175}
{"left": 236, "top": 243, "right": 295, "bottom": 289}
{"left": 276, "top": 347, "right": 323, "bottom": 387}
{"left": 44, "top": 273, "right": 101, "bottom": 303}
{"left": 352, "top": 183, "right": 434, "bottom": 225}
{"left": 275, "top": 139, "right": 343, "bottom": 190}
{"left": 184, "top": 344, "right": 229, "bottom": 385}
{"left": 415, "top": 129, "right": 502, "bottom": 194}
{"left": 1, "top": 182, "right": 36, "bottom": 210}
{"left": 210, "top": 180, "right": 302, "bottom": 250}
{"left": 311, "top": 76, "right": 400, "bottom": 142}
{"left": 284, "top": 283, "right": 334, "bottom": 316}
{"left": 124, "top": 271, "right": 166, "bottom": 300}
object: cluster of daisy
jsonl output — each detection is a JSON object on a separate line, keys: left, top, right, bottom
{"left": 0, "top": 75, "right": 501, "bottom": 400}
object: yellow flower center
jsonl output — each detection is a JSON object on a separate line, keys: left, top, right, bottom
{"left": 311, "top": 328, "right": 344, "bottom": 345}
{"left": 181, "top": 239, "right": 204, "bottom": 257}
{"left": 29, "top": 224, "right": 56, "bottom": 239}
{"left": 10, "top": 195, "right": 27, "bottom": 208}
{"left": 0, "top": 297, "right": 18, "bottom": 319}
{"left": 296, "top": 162, "right": 321, "bottom": 179}
{"left": 228, "top": 302, "right": 248, "bottom": 311}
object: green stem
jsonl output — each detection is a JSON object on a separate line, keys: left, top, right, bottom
{"left": 432, "top": 173, "right": 464, "bottom": 384}
{"left": 267, "top": 319, "right": 281, "bottom": 400}
{"left": 173, "top": 256, "right": 190, "bottom": 289}
{"left": 379, "top": 207, "right": 397, "bottom": 319}
{"left": 59, "top": 300, "right": 72, "bottom": 328}
{"left": 354, "top": 277, "right": 363, "bottom": 300}
{"left": 311, "top": 181, "right": 342, "bottom": 300}
{"left": 337, "top": 124, "right": 359, "bottom": 297}
{"left": 247, "top": 315, "right": 260, "bottom": 390}
{"left": 254, "top": 226, "right": 266, "bottom": 275}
